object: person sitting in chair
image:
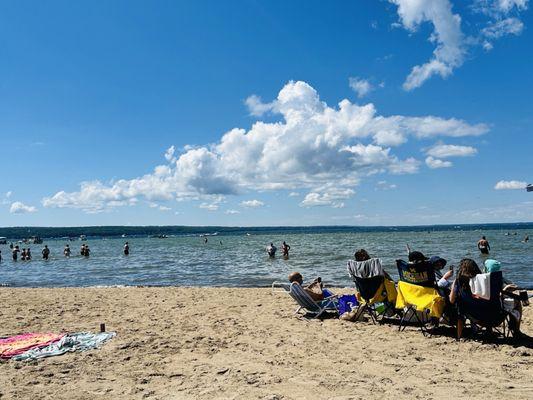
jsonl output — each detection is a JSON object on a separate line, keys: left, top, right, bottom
{"left": 288, "top": 272, "right": 332, "bottom": 302}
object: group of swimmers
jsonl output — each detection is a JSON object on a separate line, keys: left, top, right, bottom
{"left": 266, "top": 241, "right": 291, "bottom": 258}
{"left": 0, "top": 241, "right": 131, "bottom": 262}
{"left": 1, "top": 244, "right": 52, "bottom": 262}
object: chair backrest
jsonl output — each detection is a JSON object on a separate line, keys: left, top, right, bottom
{"left": 396, "top": 259, "right": 436, "bottom": 288}
{"left": 354, "top": 276, "right": 384, "bottom": 303}
{"left": 347, "top": 258, "right": 384, "bottom": 279}
{"left": 289, "top": 282, "right": 321, "bottom": 312}
{"left": 457, "top": 271, "right": 505, "bottom": 326}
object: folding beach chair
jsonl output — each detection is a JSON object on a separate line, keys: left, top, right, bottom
{"left": 347, "top": 259, "right": 397, "bottom": 323}
{"left": 455, "top": 271, "right": 519, "bottom": 339}
{"left": 395, "top": 260, "right": 445, "bottom": 336}
{"left": 272, "top": 282, "right": 339, "bottom": 319}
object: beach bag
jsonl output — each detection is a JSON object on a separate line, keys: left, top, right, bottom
{"left": 338, "top": 294, "right": 359, "bottom": 315}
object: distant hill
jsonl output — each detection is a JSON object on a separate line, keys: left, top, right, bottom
{"left": 0, "top": 222, "right": 531, "bottom": 240}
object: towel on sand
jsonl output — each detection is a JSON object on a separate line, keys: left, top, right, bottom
{"left": 12, "top": 331, "right": 116, "bottom": 361}
{"left": 0, "top": 333, "right": 65, "bottom": 359}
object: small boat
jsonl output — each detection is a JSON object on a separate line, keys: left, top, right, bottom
{"left": 121, "top": 234, "right": 127, "bottom": 238}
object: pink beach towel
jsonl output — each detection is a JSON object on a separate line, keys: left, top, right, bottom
{"left": 0, "top": 333, "right": 65, "bottom": 359}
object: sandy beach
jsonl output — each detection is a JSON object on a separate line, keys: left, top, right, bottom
{"left": 0, "top": 286, "right": 532, "bottom": 400}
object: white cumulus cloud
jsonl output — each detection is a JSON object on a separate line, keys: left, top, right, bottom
{"left": 494, "top": 180, "right": 527, "bottom": 190}
{"left": 10, "top": 201, "right": 37, "bottom": 214}
{"left": 240, "top": 200, "right": 264, "bottom": 208}
{"left": 349, "top": 77, "right": 374, "bottom": 98}
{"left": 389, "top": 0, "right": 465, "bottom": 90}
{"left": 300, "top": 187, "right": 355, "bottom": 208}
{"left": 225, "top": 209, "right": 240, "bottom": 215}
{"left": 425, "top": 156, "right": 453, "bottom": 169}
{"left": 426, "top": 144, "right": 477, "bottom": 158}
{"left": 42, "top": 81, "right": 487, "bottom": 213}
{"left": 389, "top": 0, "right": 528, "bottom": 88}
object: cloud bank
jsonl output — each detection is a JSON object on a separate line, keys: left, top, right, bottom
{"left": 43, "top": 81, "right": 488, "bottom": 213}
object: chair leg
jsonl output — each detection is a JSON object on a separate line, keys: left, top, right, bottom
{"left": 398, "top": 306, "right": 413, "bottom": 332}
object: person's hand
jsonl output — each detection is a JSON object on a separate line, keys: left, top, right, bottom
{"left": 443, "top": 269, "right": 454, "bottom": 280}
{"left": 503, "top": 284, "right": 518, "bottom": 292}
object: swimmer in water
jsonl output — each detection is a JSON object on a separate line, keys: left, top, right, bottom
{"left": 524, "top": 235, "right": 529, "bottom": 243}
{"left": 21, "top": 248, "right": 27, "bottom": 261}
{"left": 80, "top": 244, "right": 86, "bottom": 256}
{"left": 477, "top": 236, "right": 490, "bottom": 255}
{"left": 124, "top": 242, "right": 130, "bottom": 255}
{"left": 204, "top": 237, "right": 208, "bottom": 244}
{"left": 281, "top": 241, "right": 291, "bottom": 258}
{"left": 26, "top": 248, "right": 32, "bottom": 260}
{"left": 42, "top": 245, "right": 50, "bottom": 260}
{"left": 84, "top": 245, "right": 90, "bottom": 257}
{"left": 12, "top": 246, "right": 19, "bottom": 261}
{"left": 266, "top": 242, "right": 277, "bottom": 257}
{"left": 64, "top": 244, "right": 71, "bottom": 257}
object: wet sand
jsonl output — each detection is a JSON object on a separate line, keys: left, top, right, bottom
{"left": 0, "top": 287, "right": 532, "bottom": 399}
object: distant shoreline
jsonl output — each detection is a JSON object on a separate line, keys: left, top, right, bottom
{"left": 0, "top": 221, "right": 531, "bottom": 240}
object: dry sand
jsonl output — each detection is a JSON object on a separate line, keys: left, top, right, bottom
{"left": 0, "top": 286, "right": 532, "bottom": 400}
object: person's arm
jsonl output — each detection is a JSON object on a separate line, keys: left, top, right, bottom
{"left": 437, "top": 269, "right": 453, "bottom": 288}
{"left": 449, "top": 280, "right": 457, "bottom": 304}
{"left": 487, "top": 242, "right": 490, "bottom": 250}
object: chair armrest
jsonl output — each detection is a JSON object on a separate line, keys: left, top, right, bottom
{"left": 271, "top": 282, "right": 290, "bottom": 293}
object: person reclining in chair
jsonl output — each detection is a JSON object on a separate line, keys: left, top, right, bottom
{"left": 288, "top": 272, "right": 332, "bottom": 302}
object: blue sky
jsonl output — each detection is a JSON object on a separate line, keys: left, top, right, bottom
{"left": 1, "top": 0, "right": 532, "bottom": 226}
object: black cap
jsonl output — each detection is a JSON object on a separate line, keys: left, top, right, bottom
{"left": 408, "top": 251, "right": 428, "bottom": 262}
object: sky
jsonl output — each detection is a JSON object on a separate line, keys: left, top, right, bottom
{"left": 0, "top": 0, "right": 532, "bottom": 227}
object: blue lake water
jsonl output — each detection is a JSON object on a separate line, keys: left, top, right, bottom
{"left": 0, "top": 228, "right": 531, "bottom": 288}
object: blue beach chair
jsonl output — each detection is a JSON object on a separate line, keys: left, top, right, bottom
{"left": 272, "top": 282, "right": 338, "bottom": 319}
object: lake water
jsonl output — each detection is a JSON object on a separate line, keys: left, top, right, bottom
{"left": 0, "top": 228, "right": 531, "bottom": 288}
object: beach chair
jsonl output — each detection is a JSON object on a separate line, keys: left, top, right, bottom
{"left": 395, "top": 260, "right": 445, "bottom": 336}
{"left": 455, "top": 271, "right": 518, "bottom": 339}
{"left": 272, "top": 282, "right": 339, "bottom": 319}
{"left": 347, "top": 259, "right": 397, "bottom": 323}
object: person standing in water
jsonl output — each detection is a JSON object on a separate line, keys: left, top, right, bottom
{"left": 12, "top": 246, "right": 19, "bottom": 261}
{"left": 42, "top": 245, "right": 50, "bottom": 260}
{"left": 477, "top": 236, "right": 490, "bottom": 255}
{"left": 26, "top": 248, "right": 32, "bottom": 260}
{"left": 123, "top": 242, "right": 130, "bottom": 255}
{"left": 80, "top": 244, "right": 86, "bottom": 256}
{"left": 64, "top": 244, "right": 71, "bottom": 257}
{"left": 84, "top": 245, "right": 90, "bottom": 257}
{"left": 266, "top": 242, "right": 277, "bottom": 257}
{"left": 281, "top": 241, "right": 291, "bottom": 258}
